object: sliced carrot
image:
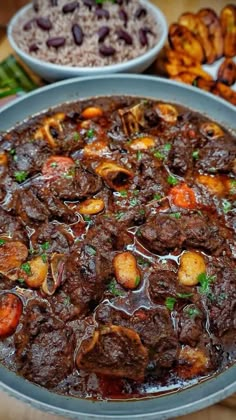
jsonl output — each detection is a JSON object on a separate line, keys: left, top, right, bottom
{"left": 81, "top": 107, "right": 103, "bottom": 119}
{"left": 42, "top": 156, "right": 75, "bottom": 179}
{"left": 169, "top": 183, "right": 196, "bottom": 209}
{"left": 0, "top": 153, "right": 8, "bottom": 166}
{"left": 0, "top": 293, "right": 23, "bottom": 338}
{"left": 113, "top": 251, "right": 141, "bottom": 289}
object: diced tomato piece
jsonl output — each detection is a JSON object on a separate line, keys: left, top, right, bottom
{"left": 42, "top": 156, "right": 75, "bottom": 179}
{"left": 169, "top": 183, "right": 196, "bottom": 209}
{"left": 0, "top": 293, "right": 23, "bottom": 338}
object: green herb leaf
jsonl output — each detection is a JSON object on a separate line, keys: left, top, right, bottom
{"left": 73, "top": 132, "right": 80, "bottom": 141}
{"left": 9, "top": 148, "right": 16, "bottom": 155}
{"left": 192, "top": 150, "right": 199, "bottom": 160}
{"left": 17, "top": 278, "right": 25, "bottom": 284}
{"left": 41, "top": 254, "right": 47, "bottom": 263}
{"left": 170, "top": 212, "right": 181, "bottom": 219}
{"left": 14, "top": 170, "right": 28, "bottom": 183}
{"left": 135, "top": 276, "right": 141, "bottom": 287}
{"left": 130, "top": 197, "right": 138, "bottom": 207}
{"left": 64, "top": 296, "right": 71, "bottom": 306}
{"left": 117, "top": 190, "right": 128, "bottom": 197}
{"left": 108, "top": 279, "right": 124, "bottom": 296}
{"left": 222, "top": 199, "right": 231, "bottom": 214}
{"left": 139, "top": 209, "right": 145, "bottom": 215}
{"left": 41, "top": 241, "right": 50, "bottom": 251}
{"left": 167, "top": 175, "right": 178, "bottom": 186}
{"left": 177, "top": 292, "right": 193, "bottom": 299}
{"left": 165, "top": 297, "right": 177, "bottom": 311}
{"left": 163, "top": 143, "right": 171, "bottom": 152}
{"left": 229, "top": 179, "right": 236, "bottom": 195}
{"left": 86, "top": 128, "right": 95, "bottom": 139}
{"left": 0, "top": 239, "right": 6, "bottom": 246}
{"left": 133, "top": 189, "right": 139, "bottom": 196}
{"left": 153, "top": 150, "right": 165, "bottom": 160}
{"left": 184, "top": 306, "right": 201, "bottom": 318}
{"left": 115, "top": 211, "right": 125, "bottom": 220}
{"left": 86, "top": 245, "right": 97, "bottom": 256}
{"left": 153, "top": 193, "right": 162, "bottom": 200}
{"left": 136, "top": 150, "right": 142, "bottom": 161}
{"left": 21, "top": 262, "right": 31, "bottom": 276}
{"left": 50, "top": 162, "right": 58, "bottom": 168}
{"left": 198, "top": 272, "right": 216, "bottom": 294}
{"left": 84, "top": 215, "right": 92, "bottom": 222}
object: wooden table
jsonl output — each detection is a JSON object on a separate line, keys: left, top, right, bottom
{"left": 0, "top": 1, "right": 235, "bottom": 419}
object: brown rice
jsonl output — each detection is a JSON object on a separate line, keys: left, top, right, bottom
{"left": 12, "top": 0, "right": 160, "bottom": 67}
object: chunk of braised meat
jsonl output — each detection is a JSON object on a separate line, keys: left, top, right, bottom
{"left": 15, "top": 189, "right": 49, "bottom": 222}
{"left": 49, "top": 167, "right": 103, "bottom": 200}
{"left": 95, "top": 305, "right": 179, "bottom": 370}
{"left": 62, "top": 243, "right": 113, "bottom": 315}
{"left": 76, "top": 325, "right": 148, "bottom": 381}
{"left": 30, "top": 222, "right": 73, "bottom": 254}
{"left": 0, "top": 208, "right": 27, "bottom": 244}
{"left": 35, "top": 186, "right": 77, "bottom": 224}
{"left": 138, "top": 214, "right": 183, "bottom": 255}
{"left": 14, "top": 300, "right": 75, "bottom": 388}
{"left": 178, "top": 305, "right": 204, "bottom": 347}
{"left": 208, "top": 267, "right": 236, "bottom": 336}
{"left": 196, "top": 138, "right": 236, "bottom": 173}
{"left": 8, "top": 140, "right": 51, "bottom": 175}
{"left": 49, "top": 290, "right": 81, "bottom": 322}
{"left": 168, "top": 136, "right": 193, "bottom": 175}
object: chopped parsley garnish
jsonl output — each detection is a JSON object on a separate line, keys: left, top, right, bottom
{"left": 137, "top": 257, "right": 151, "bottom": 267}
{"left": 153, "top": 193, "right": 162, "bottom": 200}
{"left": 50, "top": 162, "right": 58, "bottom": 168}
{"left": 139, "top": 209, "right": 145, "bottom": 215}
{"left": 108, "top": 279, "right": 124, "bottom": 297}
{"left": 165, "top": 297, "right": 177, "bottom": 311}
{"left": 63, "top": 167, "right": 75, "bottom": 179}
{"left": 170, "top": 212, "right": 181, "bottom": 219}
{"left": 13, "top": 155, "right": 18, "bottom": 162}
{"left": 73, "top": 132, "right": 80, "bottom": 141}
{"left": 117, "top": 190, "right": 128, "bottom": 198}
{"left": 133, "top": 189, "right": 139, "bottom": 196}
{"left": 0, "top": 239, "right": 6, "bottom": 246}
{"left": 230, "top": 179, "right": 236, "bottom": 195}
{"left": 14, "top": 170, "right": 28, "bottom": 183}
{"left": 184, "top": 306, "right": 201, "bottom": 318}
{"left": 136, "top": 150, "right": 142, "bottom": 161}
{"left": 41, "top": 254, "right": 47, "bottom": 263}
{"left": 84, "top": 215, "right": 92, "bottom": 222}
{"left": 86, "top": 245, "right": 97, "bottom": 256}
{"left": 115, "top": 211, "right": 125, "bottom": 220}
{"left": 21, "top": 262, "right": 31, "bottom": 275}
{"left": 192, "top": 150, "right": 199, "bottom": 160}
{"left": 198, "top": 272, "right": 216, "bottom": 294}
{"left": 135, "top": 276, "right": 141, "bottom": 287}
{"left": 153, "top": 150, "right": 164, "bottom": 160}
{"left": 177, "top": 292, "right": 193, "bottom": 299}
{"left": 167, "top": 175, "right": 178, "bottom": 186}
{"left": 222, "top": 199, "right": 231, "bottom": 214}
{"left": 130, "top": 197, "right": 138, "bottom": 207}
{"left": 64, "top": 296, "right": 71, "bottom": 306}
{"left": 163, "top": 143, "right": 171, "bottom": 152}
{"left": 9, "top": 148, "right": 16, "bottom": 155}
{"left": 86, "top": 129, "right": 95, "bottom": 138}
{"left": 17, "top": 278, "right": 25, "bottom": 284}
{"left": 41, "top": 241, "right": 50, "bottom": 251}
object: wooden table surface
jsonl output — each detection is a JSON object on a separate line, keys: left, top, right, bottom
{"left": 0, "top": 1, "right": 235, "bottom": 419}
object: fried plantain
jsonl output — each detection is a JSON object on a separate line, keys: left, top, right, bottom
{"left": 178, "top": 12, "right": 215, "bottom": 64}
{"left": 217, "top": 58, "right": 236, "bottom": 86}
{"left": 220, "top": 5, "right": 236, "bottom": 57}
{"left": 194, "top": 77, "right": 216, "bottom": 92}
{"left": 212, "top": 81, "right": 236, "bottom": 105}
{"left": 168, "top": 23, "right": 204, "bottom": 63}
{"left": 198, "top": 8, "right": 224, "bottom": 61}
{"left": 166, "top": 62, "right": 212, "bottom": 79}
{"left": 171, "top": 72, "right": 199, "bottom": 85}
{"left": 165, "top": 47, "right": 198, "bottom": 67}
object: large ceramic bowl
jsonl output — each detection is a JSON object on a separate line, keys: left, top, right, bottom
{"left": 0, "top": 75, "right": 235, "bottom": 420}
{"left": 7, "top": 1, "right": 167, "bottom": 82}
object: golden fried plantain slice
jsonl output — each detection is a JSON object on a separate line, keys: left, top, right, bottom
{"left": 217, "top": 58, "right": 236, "bottom": 86}
{"left": 168, "top": 23, "right": 204, "bottom": 63}
{"left": 198, "top": 8, "right": 224, "bottom": 61}
{"left": 178, "top": 12, "right": 215, "bottom": 64}
{"left": 171, "top": 72, "right": 200, "bottom": 85}
{"left": 220, "top": 5, "right": 236, "bottom": 57}
{"left": 165, "top": 48, "right": 198, "bottom": 67}
{"left": 212, "top": 81, "right": 236, "bottom": 106}
{"left": 194, "top": 77, "right": 216, "bottom": 92}
{"left": 166, "top": 62, "right": 212, "bottom": 79}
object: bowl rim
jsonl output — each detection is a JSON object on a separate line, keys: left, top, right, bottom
{"left": 7, "top": 1, "right": 168, "bottom": 73}
{"left": 0, "top": 74, "right": 235, "bottom": 420}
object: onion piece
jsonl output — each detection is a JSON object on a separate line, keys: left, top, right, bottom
{"left": 41, "top": 253, "right": 65, "bottom": 296}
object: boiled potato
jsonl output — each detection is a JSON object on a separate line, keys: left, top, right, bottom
{"left": 178, "top": 251, "right": 206, "bottom": 286}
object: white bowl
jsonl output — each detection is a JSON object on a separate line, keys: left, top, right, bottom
{"left": 8, "top": 1, "right": 167, "bottom": 82}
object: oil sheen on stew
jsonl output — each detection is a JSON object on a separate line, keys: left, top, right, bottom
{"left": 0, "top": 97, "right": 235, "bottom": 400}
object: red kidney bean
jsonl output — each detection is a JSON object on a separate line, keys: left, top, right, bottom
{"left": 23, "top": 19, "right": 36, "bottom": 31}
{"left": 95, "top": 7, "right": 110, "bottom": 19}
{"left": 119, "top": 9, "right": 128, "bottom": 26}
{"left": 37, "top": 17, "right": 53, "bottom": 31}
{"left": 72, "top": 24, "right": 84, "bottom": 46}
{"left": 29, "top": 43, "right": 39, "bottom": 53}
{"left": 99, "top": 45, "right": 116, "bottom": 56}
{"left": 50, "top": 0, "right": 58, "bottom": 6}
{"left": 83, "top": 0, "right": 95, "bottom": 10}
{"left": 46, "top": 37, "right": 66, "bottom": 48}
{"left": 33, "top": 1, "right": 39, "bottom": 12}
{"left": 98, "top": 26, "right": 110, "bottom": 43}
{"left": 116, "top": 29, "right": 133, "bottom": 45}
{"left": 134, "top": 7, "right": 147, "bottom": 19}
{"left": 62, "top": 1, "right": 78, "bottom": 14}
{"left": 139, "top": 28, "right": 148, "bottom": 46}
